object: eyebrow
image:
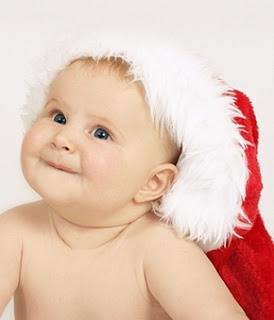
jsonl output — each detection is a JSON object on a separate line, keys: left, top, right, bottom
{"left": 44, "top": 98, "right": 60, "bottom": 109}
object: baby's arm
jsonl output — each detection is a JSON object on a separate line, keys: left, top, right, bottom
{"left": 0, "top": 209, "right": 23, "bottom": 316}
{"left": 144, "top": 229, "right": 248, "bottom": 320}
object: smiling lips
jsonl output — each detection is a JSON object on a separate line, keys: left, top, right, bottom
{"left": 46, "top": 161, "right": 76, "bottom": 174}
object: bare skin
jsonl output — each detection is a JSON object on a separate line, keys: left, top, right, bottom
{"left": 8, "top": 202, "right": 172, "bottom": 320}
{"left": 0, "top": 61, "right": 248, "bottom": 319}
{"left": 1, "top": 201, "right": 247, "bottom": 320}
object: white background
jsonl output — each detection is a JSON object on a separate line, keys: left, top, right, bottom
{"left": 0, "top": 1, "right": 273, "bottom": 319}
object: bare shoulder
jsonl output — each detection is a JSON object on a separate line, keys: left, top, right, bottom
{"left": 142, "top": 216, "right": 209, "bottom": 285}
{"left": 0, "top": 200, "right": 49, "bottom": 235}
{"left": 131, "top": 212, "right": 203, "bottom": 266}
{"left": 141, "top": 214, "right": 248, "bottom": 319}
{"left": 0, "top": 201, "right": 49, "bottom": 315}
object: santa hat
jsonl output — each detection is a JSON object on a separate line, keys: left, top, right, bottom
{"left": 21, "top": 32, "right": 252, "bottom": 251}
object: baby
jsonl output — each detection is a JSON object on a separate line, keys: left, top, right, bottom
{"left": 0, "top": 34, "right": 250, "bottom": 319}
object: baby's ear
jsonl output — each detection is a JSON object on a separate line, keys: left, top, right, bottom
{"left": 134, "top": 164, "right": 178, "bottom": 203}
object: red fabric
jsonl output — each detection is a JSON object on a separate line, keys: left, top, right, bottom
{"left": 207, "top": 91, "right": 274, "bottom": 320}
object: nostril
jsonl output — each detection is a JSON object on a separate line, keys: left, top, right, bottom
{"left": 51, "top": 141, "right": 70, "bottom": 151}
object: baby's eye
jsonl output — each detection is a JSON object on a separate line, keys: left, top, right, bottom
{"left": 92, "top": 128, "right": 110, "bottom": 140}
{"left": 52, "top": 113, "right": 66, "bottom": 125}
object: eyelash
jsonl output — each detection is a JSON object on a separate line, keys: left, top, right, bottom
{"left": 49, "top": 109, "right": 64, "bottom": 119}
{"left": 90, "top": 126, "right": 112, "bottom": 141}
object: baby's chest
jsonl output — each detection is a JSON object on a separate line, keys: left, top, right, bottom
{"left": 17, "top": 242, "right": 153, "bottom": 319}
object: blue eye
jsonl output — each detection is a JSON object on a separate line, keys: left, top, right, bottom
{"left": 53, "top": 113, "right": 66, "bottom": 125}
{"left": 93, "top": 128, "right": 110, "bottom": 140}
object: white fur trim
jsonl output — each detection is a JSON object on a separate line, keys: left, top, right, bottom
{"left": 21, "top": 32, "right": 250, "bottom": 251}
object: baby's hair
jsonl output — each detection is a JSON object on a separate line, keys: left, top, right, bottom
{"left": 69, "top": 56, "right": 133, "bottom": 82}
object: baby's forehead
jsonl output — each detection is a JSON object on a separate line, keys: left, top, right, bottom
{"left": 53, "top": 57, "right": 145, "bottom": 102}
{"left": 50, "top": 57, "right": 149, "bottom": 116}
{"left": 49, "top": 57, "right": 149, "bottom": 123}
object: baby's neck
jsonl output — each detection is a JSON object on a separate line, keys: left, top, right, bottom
{"left": 49, "top": 211, "right": 132, "bottom": 250}
{"left": 48, "top": 206, "right": 137, "bottom": 250}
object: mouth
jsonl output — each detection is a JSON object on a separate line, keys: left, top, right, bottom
{"left": 46, "top": 161, "right": 76, "bottom": 174}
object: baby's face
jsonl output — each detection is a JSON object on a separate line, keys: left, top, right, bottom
{"left": 21, "top": 60, "right": 176, "bottom": 226}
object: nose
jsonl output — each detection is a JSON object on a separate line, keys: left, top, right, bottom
{"left": 51, "top": 128, "right": 75, "bottom": 153}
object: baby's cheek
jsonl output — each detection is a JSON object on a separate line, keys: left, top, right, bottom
{"left": 21, "top": 128, "right": 44, "bottom": 185}
{"left": 21, "top": 132, "right": 37, "bottom": 166}
{"left": 22, "top": 125, "right": 46, "bottom": 156}
{"left": 82, "top": 147, "right": 125, "bottom": 181}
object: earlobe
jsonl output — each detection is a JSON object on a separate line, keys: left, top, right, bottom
{"left": 134, "top": 164, "right": 178, "bottom": 203}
